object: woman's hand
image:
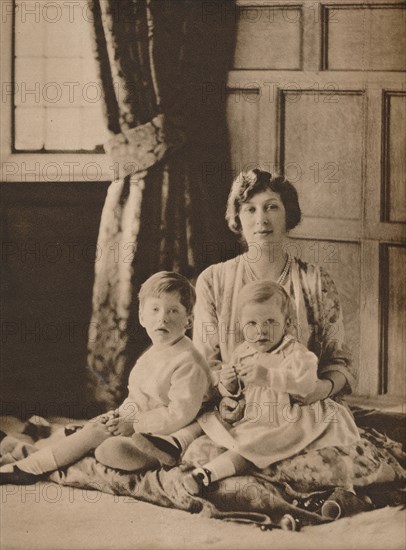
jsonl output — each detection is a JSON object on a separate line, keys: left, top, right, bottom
{"left": 291, "top": 379, "right": 332, "bottom": 405}
{"left": 238, "top": 363, "right": 268, "bottom": 387}
{"left": 219, "top": 364, "right": 239, "bottom": 392}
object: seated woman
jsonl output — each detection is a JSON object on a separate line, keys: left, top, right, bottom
{"left": 192, "top": 169, "right": 355, "bottom": 405}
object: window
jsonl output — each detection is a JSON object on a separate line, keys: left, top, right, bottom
{"left": 14, "top": 0, "right": 108, "bottom": 151}
{"left": 1, "top": 0, "right": 111, "bottom": 181}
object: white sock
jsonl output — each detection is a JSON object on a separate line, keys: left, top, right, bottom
{"left": 204, "top": 455, "right": 237, "bottom": 483}
{"left": 171, "top": 422, "right": 203, "bottom": 452}
{"left": 203, "top": 451, "right": 249, "bottom": 483}
{"left": 5, "top": 447, "right": 58, "bottom": 475}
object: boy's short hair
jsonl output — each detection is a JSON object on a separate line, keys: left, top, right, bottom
{"left": 237, "top": 280, "right": 292, "bottom": 321}
{"left": 138, "top": 271, "right": 196, "bottom": 315}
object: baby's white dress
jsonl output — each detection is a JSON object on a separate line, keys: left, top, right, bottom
{"left": 199, "top": 336, "right": 360, "bottom": 468}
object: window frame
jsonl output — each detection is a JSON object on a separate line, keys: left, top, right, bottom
{"left": 1, "top": 0, "right": 111, "bottom": 183}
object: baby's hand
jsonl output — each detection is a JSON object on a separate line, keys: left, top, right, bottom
{"left": 219, "top": 396, "right": 246, "bottom": 424}
{"left": 238, "top": 363, "right": 268, "bottom": 387}
{"left": 219, "top": 364, "right": 239, "bottom": 393}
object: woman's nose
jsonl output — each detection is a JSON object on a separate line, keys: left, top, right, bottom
{"left": 256, "top": 209, "right": 268, "bottom": 225}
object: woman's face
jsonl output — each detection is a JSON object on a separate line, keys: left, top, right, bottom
{"left": 238, "top": 189, "right": 287, "bottom": 246}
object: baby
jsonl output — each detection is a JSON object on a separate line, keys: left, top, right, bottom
{"left": 182, "top": 280, "right": 360, "bottom": 494}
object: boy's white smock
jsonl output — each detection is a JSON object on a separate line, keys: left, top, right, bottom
{"left": 118, "top": 336, "right": 211, "bottom": 435}
{"left": 199, "top": 336, "right": 360, "bottom": 469}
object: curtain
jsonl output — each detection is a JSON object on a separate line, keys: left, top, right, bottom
{"left": 86, "top": 0, "right": 235, "bottom": 408}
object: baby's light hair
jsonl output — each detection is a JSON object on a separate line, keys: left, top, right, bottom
{"left": 237, "top": 280, "right": 292, "bottom": 322}
{"left": 138, "top": 271, "right": 196, "bottom": 315}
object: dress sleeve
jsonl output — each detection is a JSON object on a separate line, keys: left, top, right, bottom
{"left": 317, "top": 267, "right": 356, "bottom": 394}
{"left": 193, "top": 266, "right": 222, "bottom": 380}
{"left": 132, "top": 361, "right": 209, "bottom": 435}
{"left": 265, "top": 348, "right": 319, "bottom": 397}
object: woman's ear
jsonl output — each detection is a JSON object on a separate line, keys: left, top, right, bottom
{"left": 185, "top": 314, "right": 194, "bottom": 330}
{"left": 139, "top": 308, "right": 145, "bottom": 328}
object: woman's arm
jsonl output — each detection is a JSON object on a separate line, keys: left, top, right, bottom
{"left": 192, "top": 267, "right": 223, "bottom": 376}
{"left": 317, "top": 268, "right": 356, "bottom": 394}
{"left": 292, "top": 374, "right": 346, "bottom": 405}
{"left": 294, "top": 266, "right": 355, "bottom": 404}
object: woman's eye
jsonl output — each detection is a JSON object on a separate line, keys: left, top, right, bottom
{"left": 266, "top": 203, "right": 278, "bottom": 210}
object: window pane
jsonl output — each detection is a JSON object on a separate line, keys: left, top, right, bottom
{"left": 45, "top": 107, "right": 82, "bottom": 150}
{"left": 81, "top": 107, "right": 107, "bottom": 150}
{"left": 45, "top": 9, "right": 83, "bottom": 58}
{"left": 15, "top": 57, "right": 44, "bottom": 106}
{"left": 14, "top": 10, "right": 44, "bottom": 56}
{"left": 46, "top": 58, "right": 83, "bottom": 106}
{"left": 15, "top": 107, "right": 45, "bottom": 150}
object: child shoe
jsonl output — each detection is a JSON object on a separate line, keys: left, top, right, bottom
{"left": 131, "top": 434, "right": 181, "bottom": 467}
{"left": 64, "top": 424, "right": 84, "bottom": 436}
{"left": 0, "top": 465, "right": 46, "bottom": 485}
{"left": 182, "top": 467, "right": 212, "bottom": 495}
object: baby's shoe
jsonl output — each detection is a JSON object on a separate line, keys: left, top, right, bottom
{"left": 182, "top": 467, "right": 212, "bottom": 495}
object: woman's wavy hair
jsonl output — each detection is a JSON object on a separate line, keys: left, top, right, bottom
{"left": 225, "top": 169, "right": 302, "bottom": 234}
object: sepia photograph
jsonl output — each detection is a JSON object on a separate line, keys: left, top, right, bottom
{"left": 0, "top": 0, "right": 405, "bottom": 548}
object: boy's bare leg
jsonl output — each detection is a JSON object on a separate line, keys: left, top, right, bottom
{"left": 0, "top": 417, "right": 112, "bottom": 476}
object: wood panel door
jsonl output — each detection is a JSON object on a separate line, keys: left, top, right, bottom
{"left": 222, "top": 0, "right": 406, "bottom": 396}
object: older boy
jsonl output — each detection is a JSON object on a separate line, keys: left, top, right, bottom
{"left": 1, "top": 272, "right": 211, "bottom": 484}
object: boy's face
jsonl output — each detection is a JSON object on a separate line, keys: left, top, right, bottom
{"left": 139, "top": 291, "right": 192, "bottom": 348}
{"left": 240, "top": 296, "right": 286, "bottom": 353}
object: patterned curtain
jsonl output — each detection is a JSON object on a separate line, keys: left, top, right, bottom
{"left": 86, "top": 0, "right": 235, "bottom": 408}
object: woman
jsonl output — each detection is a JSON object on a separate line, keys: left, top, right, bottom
{"left": 192, "top": 169, "right": 355, "bottom": 404}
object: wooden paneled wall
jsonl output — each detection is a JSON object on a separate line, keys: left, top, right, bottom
{"left": 224, "top": 0, "right": 405, "bottom": 397}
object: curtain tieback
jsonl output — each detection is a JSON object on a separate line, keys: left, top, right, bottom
{"left": 105, "top": 114, "right": 186, "bottom": 178}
